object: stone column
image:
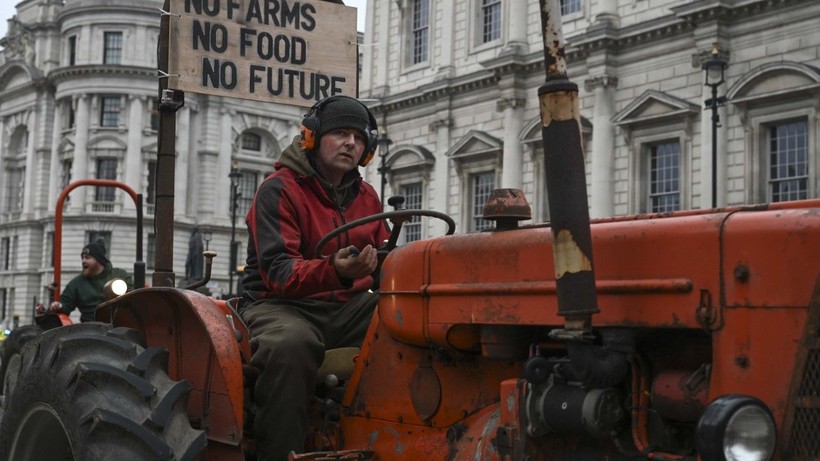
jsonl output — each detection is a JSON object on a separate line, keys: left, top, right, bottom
{"left": 0, "top": 117, "right": 6, "bottom": 208}
{"left": 124, "top": 96, "right": 144, "bottom": 211}
{"left": 22, "top": 111, "right": 37, "bottom": 215}
{"left": 372, "top": 1, "right": 391, "bottom": 94}
{"left": 70, "top": 95, "right": 90, "bottom": 211}
{"left": 175, "top": 106, "right": 191, "bottom": 217}
{"left": 596, "top": 0, "right": 619, "bottom": 25}
{"left": 48, "top": 101, "right": 63, "bottom": 209}
{"left": 585, "top": 75, "right": 618, "bottom": 218}
{"left": 498, "top": 98, "right": 526, "bottom": 190}
{"left": 436, "top": 1, "right": 456, "bottom": 80}
{"left": 504, "top": 0, "right": 528, "bottom": 54}
{"left": 429, "top": 118, "right": 450, "bottom": 236}
{"left": 216, "top": 106, "right": 234, "bottom": 218}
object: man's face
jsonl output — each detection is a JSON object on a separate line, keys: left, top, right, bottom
{"left": 81, "top": 253, "right": 104, "bottom": 277}
{"left": 314, "top": 128, "right": 366, "bottom": 180}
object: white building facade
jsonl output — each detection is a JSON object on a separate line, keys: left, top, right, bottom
{"left": 0, "top": 0, "right": 307, "bottom": 326}
{"left": 359, "top": 0, "right": 820, "bottom": 236}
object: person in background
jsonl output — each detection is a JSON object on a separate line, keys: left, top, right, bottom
{"left": 240, "top": 95, "right": 390, "bottom": 460}
{"left": 43, "top": 241, "right": 134, "bottom": 322}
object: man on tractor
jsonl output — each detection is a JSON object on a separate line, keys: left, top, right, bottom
{"left": 239, "top": 95, "right": 390, "bottom": 460}
{"left": 39, "top": 241, "right": 134, "bottom": 322}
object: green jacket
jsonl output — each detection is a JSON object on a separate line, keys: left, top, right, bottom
{"left": 59, "top": 263, "right": 133, "bottom": 322}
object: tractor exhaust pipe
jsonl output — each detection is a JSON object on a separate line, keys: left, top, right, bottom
{"left": 537, "top": 0, "right": 627, "bottom": 387}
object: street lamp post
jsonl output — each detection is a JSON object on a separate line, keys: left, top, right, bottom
{"left": 702, "top": 43, "right": 728, "bottom": 209}
{"left": 376, "top": 133, "right": 393, "bottom": 211}
{"left": 228, "top": 165, "right": 242, "bottom": 298}
{"left": 202, "top": 231, "right": 211, "bottom": 251}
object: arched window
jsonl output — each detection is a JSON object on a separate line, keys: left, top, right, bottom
{"left": 727, "top": 62, "right": 820, "bottom": 203}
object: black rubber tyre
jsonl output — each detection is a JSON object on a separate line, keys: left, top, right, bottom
{"left": 0, "top": 324, "right": 42, "bottom": 402}
{"left": 0, "top": 323, "right": 207, "bottom": 460}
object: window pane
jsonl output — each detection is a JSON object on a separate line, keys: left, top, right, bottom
{"left": 412, "top": 0, "right": 429, "bottom": 64}
{"left": 648, "top": 142, "right": 680, "bottom": 212}
{"left": 401, "top": 182, "right": 423, "bottom": 243}
{"left": 768, "top": 120, "right": 808, "bottom": 202}
{"left": 147, "top": 234, "right": 156, "bottom": 269}
{"left": 0, "top": 288, "right": 6, "bottom": 319}
{"left": 471, "top": 172, "right": 495, "bottom": 231}
{"left": 146, "top": 160, "right": 157, "bottom": 206}
{"left": 561, "top": 0, "right": 582, "bottom": 15}
{"left": 4, "top": 167, "right": 25, "bottom": 213}
{"left": 149, "top": 98, "right": 159, "bottom": 131}
{"left": 61, "top": 159, "right": 72, "bottom": 190}
{"left": 100, "top": 96, "right": 121, "bottom": 127}
{"left": 242, "top": 132, "right": 262, "bottom": 151}
{"left": 68, "top": 36, "right": 77, "bottom": 66}
{"left": 482, "top": 0, "right": 501, "bottom": 43}
{"left": 95, "top": 158, "right": 118, "bottom": 203}
{"left": 104, "top": 32, "right": 122, "bottom": 64}
{"left": 230, "top": 170, "right": 259, "bottom": 220}
{"left": 0, "top": 238, "right": 9, "bottom": 271}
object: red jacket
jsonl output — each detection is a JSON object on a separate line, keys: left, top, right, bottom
{"left": 242, "top": 138, "right": 390, "bottom": 303}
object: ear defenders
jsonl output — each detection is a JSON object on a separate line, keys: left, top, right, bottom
{"left": 299, "top": 95, "right": 380, "bottom": 167}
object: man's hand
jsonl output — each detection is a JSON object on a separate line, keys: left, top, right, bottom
{"left": 49, "top": 301, "right": 62, "bottom": 312}
{"left": 333, "top": 245, "right": 378, "bottom": 280}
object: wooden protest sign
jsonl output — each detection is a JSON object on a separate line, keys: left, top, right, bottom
{"left": 167, "top": 0, "right": 357, "bottom": 107}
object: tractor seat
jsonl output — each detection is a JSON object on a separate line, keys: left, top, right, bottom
{"left": 317, "top": 347, "right": 360, "bottom": 382}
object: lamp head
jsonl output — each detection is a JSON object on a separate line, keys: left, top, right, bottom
{"left": 702, "top": 43, "right": 727, "bottom": 87}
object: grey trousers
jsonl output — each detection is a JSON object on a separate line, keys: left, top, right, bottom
{"left": 240, "top": 291, "right": 378, "bottom": 461}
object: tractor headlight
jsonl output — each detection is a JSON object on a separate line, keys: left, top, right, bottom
{"left": 696, "top": 394, "right": 776, "bottom": 461}
{"left": 104, "top": 278, "right": 129, "bottom": 299}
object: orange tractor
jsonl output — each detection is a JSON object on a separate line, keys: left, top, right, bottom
{"left": 0, "top": 0, "right": 818, "bottom": 460}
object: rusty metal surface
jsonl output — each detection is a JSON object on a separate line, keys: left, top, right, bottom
{"left": 538, "top": 0, "right": 567, "bottom": 79}
{"left": 380, "top": 212, "right": 723, "bottom": 352}
{"left": 410, "top": 365, "right": 442, "bottom": 421}
{"left": 483, "top": 188, "right": 532, "bottom": 224}
{"left": 650, "top": 370, "right": 708, "bottom": 422}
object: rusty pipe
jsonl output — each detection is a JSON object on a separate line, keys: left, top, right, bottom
{"left": 537, "top": 0, "right": 598, "bottom": 330}
{"left": 538, "top": 0, "right": 631, "bottom": 391}
{"left": 539, "top": 0, "right": 568, "bottom": 80}
{"left": 186, "top": 251, "right": 217, "bottom": 291}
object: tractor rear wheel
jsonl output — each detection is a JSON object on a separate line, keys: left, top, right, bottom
{"left": 0, "top": 324, "right": 42, "bottom": 405}
{"left": 0, "top": 323, "right": 207, "bottom": 460}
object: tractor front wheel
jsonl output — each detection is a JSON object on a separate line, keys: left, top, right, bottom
{"left": 0, "top": 323, "right": 206, "bottom": 460}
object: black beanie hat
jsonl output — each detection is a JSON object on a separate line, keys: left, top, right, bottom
{"left": 316, "top": 97, "right": 372, "bottom": 142}
{"left": 82, "top": 242, "right": 109, "bottom": 265}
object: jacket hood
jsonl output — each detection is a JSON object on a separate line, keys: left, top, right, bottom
{"left": 279, "top": 135, "right": 316, "bottom": 177}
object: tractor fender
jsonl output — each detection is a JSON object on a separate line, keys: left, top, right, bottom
{"left": 96, "top": 287, "right": 247, "bottom": 449}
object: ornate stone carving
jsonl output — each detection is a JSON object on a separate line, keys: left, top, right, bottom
{"left": 584, "top": 75, "right": 618, "bottom": 92}
{"left": 496, "top": 98, "right": 526, "bottom": 112}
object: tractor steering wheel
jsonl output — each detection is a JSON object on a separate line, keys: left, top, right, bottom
{"left": 314, "top": 209, "right": 456, "bottom": 259}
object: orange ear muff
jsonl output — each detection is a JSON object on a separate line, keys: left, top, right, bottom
{"left": 300, "top": 125, "right": 316, "bottom": 151}
{"left": 359, "top": 147, "right": 376, "bottom": 167}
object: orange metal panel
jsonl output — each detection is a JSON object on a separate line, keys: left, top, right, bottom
{"left": 710, "top": 307, "right": 807, "bottom": 428}
{"left": 722, "top": 206, "right": 820, "bottom": 308}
